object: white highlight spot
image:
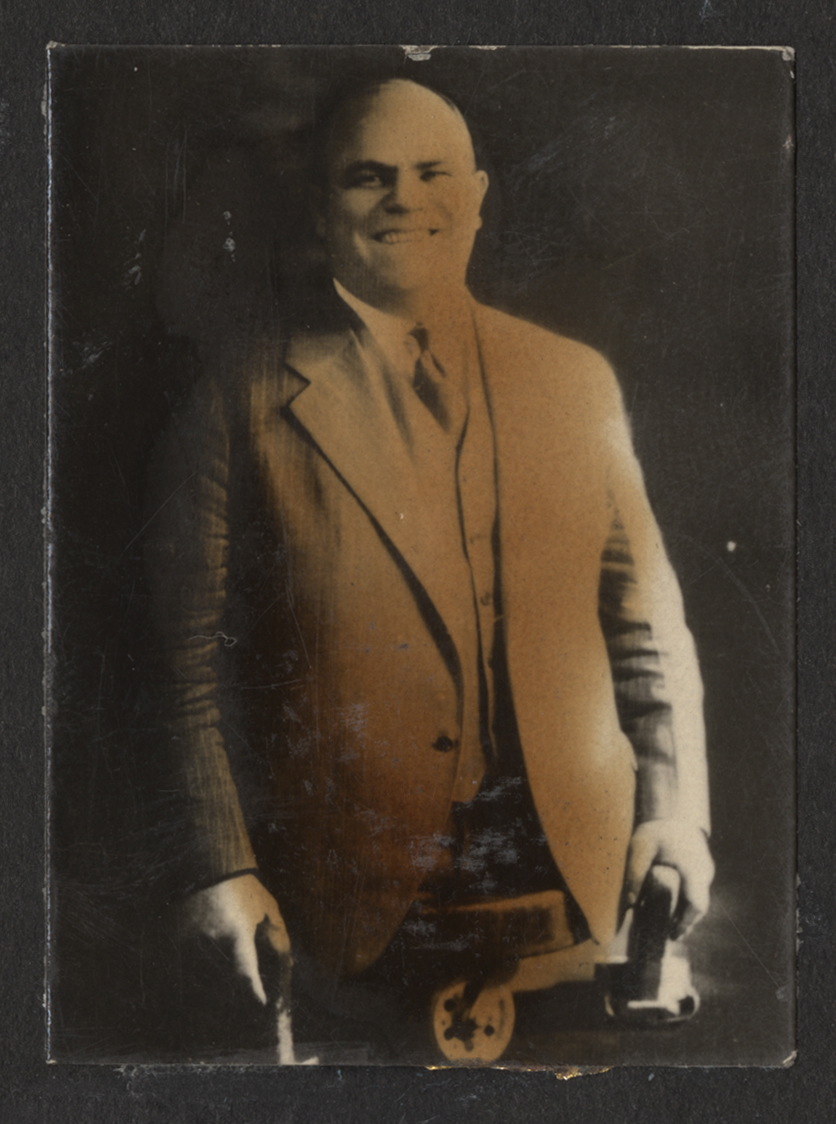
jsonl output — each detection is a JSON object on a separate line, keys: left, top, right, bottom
{"left": 726, "top": 541, "right": 737, "bottom": 553}
{"left": 402, "top": 45, "right": 436, "bottom": 61}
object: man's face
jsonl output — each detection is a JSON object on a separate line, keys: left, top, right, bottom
{"left": 319, "top": 80, "right": 489, "bottom": 314}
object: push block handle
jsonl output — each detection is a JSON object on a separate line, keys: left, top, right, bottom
{"left": 600, "top": 865, "right": 700, "bottom": 1023}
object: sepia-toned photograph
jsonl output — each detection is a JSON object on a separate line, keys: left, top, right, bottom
{"left": 46, "top": 45, "right": 794, "bottom": 1068}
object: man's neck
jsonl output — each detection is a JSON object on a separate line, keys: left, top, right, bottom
{"left": 331, "top": 276, "right": 472, "bottom": 332}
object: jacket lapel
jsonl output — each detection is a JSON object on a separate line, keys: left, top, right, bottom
{"left": 282, "top": 325, "right": 470, "bottom": 671}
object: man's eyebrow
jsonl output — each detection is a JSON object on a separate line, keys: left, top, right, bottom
{"left": 338, "top": 158, "right": 449, "bottom": 178}
{"left": 339, "top": 159, "right": 394, "bottom": 178}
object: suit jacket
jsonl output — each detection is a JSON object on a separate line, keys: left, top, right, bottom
{"left": 145, "top": 296, "right": 709, "bottom": 978}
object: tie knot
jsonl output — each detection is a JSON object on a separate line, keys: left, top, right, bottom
{"left": 409, "top": 325, "right": 431, "bottom": 354}
{"left": 405, "top": 325, "right": 468, "bottom": 437}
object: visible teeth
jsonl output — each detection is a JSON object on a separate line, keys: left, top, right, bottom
{"left": 377, "top": 230, "right": 435, "bottom": 244}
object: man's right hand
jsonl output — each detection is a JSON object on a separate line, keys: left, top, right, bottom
{"left": 179, "top": 874, "right": 291, "bottom": 1005}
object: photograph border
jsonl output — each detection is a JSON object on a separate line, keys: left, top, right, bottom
{"left": 44, "top": 42, "right": 794, "bottom": 1072}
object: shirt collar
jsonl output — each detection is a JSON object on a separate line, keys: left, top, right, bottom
{"left": 333, "top": 277, "right": 478, "bottom": 382}
{"left": 333, "top": 279, "right": 416, "bottom": 372}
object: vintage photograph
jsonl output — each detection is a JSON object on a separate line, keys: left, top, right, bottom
{"left": 46, "top": 45, "right": 794, "bottom": 1067}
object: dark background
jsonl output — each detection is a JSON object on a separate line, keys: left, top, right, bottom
{"left": 1, "top": 4, "right": 832, "bottom": 1122}
{"left": 46, "top": 45, "right": 793, "bottom": 1068}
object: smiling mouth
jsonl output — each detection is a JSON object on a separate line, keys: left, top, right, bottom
{"left": 374, "top": 229, "right": 439, "bottom": 244}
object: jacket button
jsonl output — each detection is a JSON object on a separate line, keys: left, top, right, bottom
{"left": 432, "top": 735, "right": 459, "bottom": 753}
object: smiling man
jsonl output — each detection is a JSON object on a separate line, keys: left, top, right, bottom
{"left": 317, "top": 79, "right": 488, "bottom": 320}
{"left": 146, "top": 77, "right": 713, "bottom": 1049}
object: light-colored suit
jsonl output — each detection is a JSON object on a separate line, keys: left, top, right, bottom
{"left": 146, "top": 297, "right": 708, "bottom": 978}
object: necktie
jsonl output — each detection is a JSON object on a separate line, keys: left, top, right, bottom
{"left": 406, "top": 326, "right": 468, "bottom": 440}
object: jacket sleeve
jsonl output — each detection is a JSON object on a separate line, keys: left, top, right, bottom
{"left": 597, "top": 371, "right": 710, "bottom": 834}
{"left": 144, "top": 376, "right": 258, "bottom": 895}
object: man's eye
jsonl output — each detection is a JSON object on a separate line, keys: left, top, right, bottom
{"left": 348, "top": 173, "right": 383, "bottom": 188}
{"left": 420, "top": 169, "right": 449, "bottom": 181}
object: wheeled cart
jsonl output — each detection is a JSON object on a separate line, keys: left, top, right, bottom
{"left": 278, "top": 865, "right": 700, "bottom": 1065}
{"left": 420, "top": 865, "right": 700, "bottom": 1063}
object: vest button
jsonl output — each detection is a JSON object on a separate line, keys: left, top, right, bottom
{"left": 432, "top": 735, "right": 459, "bottom": 753}
{"left": 480, "top": 592, "right": 493, "bottom": 606}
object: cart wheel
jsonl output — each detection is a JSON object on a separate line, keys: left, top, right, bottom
{"left": 431, "top": 979, "right": 515, "bottom": 1063}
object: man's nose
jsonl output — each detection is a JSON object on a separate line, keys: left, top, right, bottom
{"left": 384, "top": 172, "right": 424, "bottom": 212}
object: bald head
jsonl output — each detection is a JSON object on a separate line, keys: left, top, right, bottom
{"left": 314, "top": 79, "right": 489, "bottom": 317}
{"left": 319, "top": 79, "right": 480, "bottom": 181}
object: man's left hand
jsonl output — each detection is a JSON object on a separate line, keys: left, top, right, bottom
{"left": 625, "top": 819, "right": 715, "bottom": 939}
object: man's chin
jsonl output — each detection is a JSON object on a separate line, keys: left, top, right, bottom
{"left": 334, "top": 258, "right": 469, "bottom": 313}
{"left": 374, "top": 263, "right": 467, "bottom": 300}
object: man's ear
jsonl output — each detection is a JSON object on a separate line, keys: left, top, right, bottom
{"left": 472, "top": 169, "right": 489, "bottom": 230}
{"left": 474, "top": 169, "right": 489, "bottom": 201}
